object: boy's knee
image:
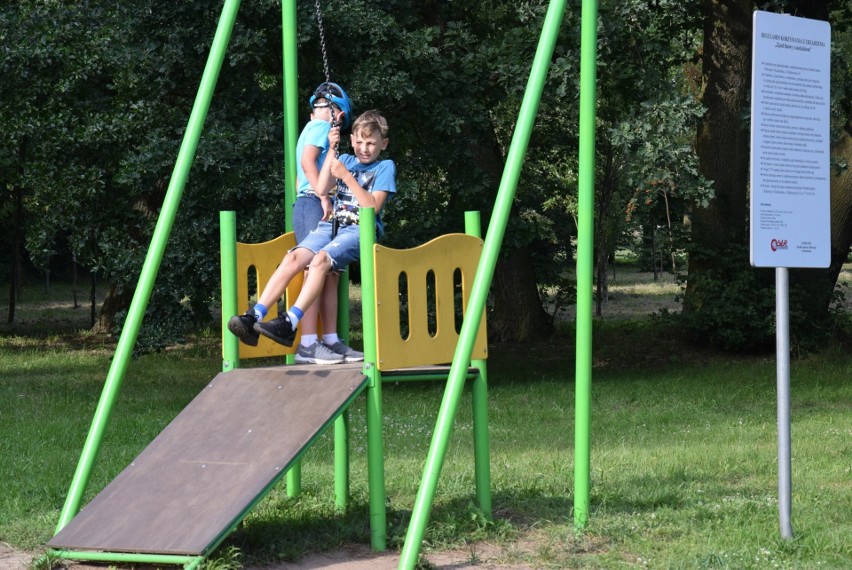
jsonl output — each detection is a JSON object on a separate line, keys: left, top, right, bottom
{"left": 285, "top": 248, "right": 310, "bottom": 268}
{"left": 309, "top": 251, "right": 333, "bottom": 273}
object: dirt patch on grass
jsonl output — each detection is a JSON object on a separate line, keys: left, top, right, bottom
{"left": 1, "top": 541, "right": 536, "bottom": 570}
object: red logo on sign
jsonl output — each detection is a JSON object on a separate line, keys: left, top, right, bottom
{"left": 770, "top": 239, "right": 788, "bottom": 251}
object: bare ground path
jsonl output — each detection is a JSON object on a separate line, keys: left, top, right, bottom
{"left": 1, "top": 542, "right": 535, "bottom": 570}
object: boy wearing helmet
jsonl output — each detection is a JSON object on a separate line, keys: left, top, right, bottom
{"left": 228, "top": 110, "right": 396, "bottom": 353}
{"left": 288, "top": 82, "right": 361, "bottom": 364}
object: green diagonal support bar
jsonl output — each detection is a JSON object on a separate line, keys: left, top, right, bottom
{"left": 397, "top": 1, "right": 568, "bottom": 567}
{"left": 54, "top": 0, "right": 242, "bottom": 533}
{"left": 574, "top": 0, "right": 598, "bottom": 530}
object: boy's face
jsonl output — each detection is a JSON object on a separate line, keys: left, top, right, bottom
{"left": 350, "top": 129, "right": 388, "bottom": 164}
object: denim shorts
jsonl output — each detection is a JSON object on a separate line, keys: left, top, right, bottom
{"left": 294, "top": 221, "right": 360, "bottom": 272}
{"left": 293, "top": 194, "right": 324, "bottom": 242}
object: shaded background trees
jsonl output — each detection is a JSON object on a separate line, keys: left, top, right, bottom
{"left": 2, "top": 0, "right": 850, "bottom": 351}
{"left": 683, "top": 0, "right": 852, "bottom": 350}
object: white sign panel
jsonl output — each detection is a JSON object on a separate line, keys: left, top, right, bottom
{"left": 750, "top": 11, "right": 831, "bottom": 268}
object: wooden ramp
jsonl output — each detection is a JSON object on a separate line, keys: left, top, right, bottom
{"left": 48, "top": 364, "right": 366, "bottom": 557}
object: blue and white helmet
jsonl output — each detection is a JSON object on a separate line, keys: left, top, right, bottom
{"left": 309, "top": 82, "right": 353, "bottom": 129}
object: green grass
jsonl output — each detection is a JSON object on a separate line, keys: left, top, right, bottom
{"left": 1, "top": 282, "right": 850, "bottom": 569}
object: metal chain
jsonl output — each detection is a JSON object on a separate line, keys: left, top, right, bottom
{"left": 314, "top": 0, "right": 331, "bottom": 83}
{"left": 313, "top": 0, "right": 339, "bottom": 162}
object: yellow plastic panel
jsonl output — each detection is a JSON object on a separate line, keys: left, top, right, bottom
{"left": 235, "top": 233, "right": 302, "bottom": 359}
{"left": 373, "top": 233, "right": 488, "bottom": 371}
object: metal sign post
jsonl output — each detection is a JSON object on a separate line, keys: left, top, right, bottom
{"left": 750, "top": 10, "right": 831, "bottom": 539}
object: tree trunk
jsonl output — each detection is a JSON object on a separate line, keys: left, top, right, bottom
{"left": 8, "top": 184, "right": 22, "bottom": 324}
{"left": 8, "top": 141, "right": 26, "bottom": 324}
{"left": 684, "top": 0, "right": 753, "bottom": 312}
{"left": 471, "top": 127, "right": 554, "bottom": 344}
{"left": 595, "top": 232, "right": 608, "bottom": 317}
{"left": 90, "top": 272, "right": 97, "bottom": 329}
{"left": 72, "top": 255, "right": 79, "bottom": 309}
{"left": 96, "top": 283, "right": 132, "bottom": 333}
{"left": 488, "top": 246, "right": 554, "bottom": 343}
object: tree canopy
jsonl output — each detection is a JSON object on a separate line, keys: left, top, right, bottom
{"left": 2, "top": 0, "right": 850, "bottom": 351}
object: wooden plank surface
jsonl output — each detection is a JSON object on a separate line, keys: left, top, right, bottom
{"left": 48, "top": 364, "right": 366, "bottom": 556}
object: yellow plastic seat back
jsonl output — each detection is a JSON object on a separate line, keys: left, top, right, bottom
{"left": 373, "top": 233, "right": 488, "bottom": 371}
{"left": 235, "top": 232, "right": 304, "bottom": 359}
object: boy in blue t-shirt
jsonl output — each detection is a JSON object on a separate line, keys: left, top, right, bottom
{"left": 290, "top": 82, "right": 361, "bottom": 364}
{"left": 228, "top": 110, "right": 397, "bottom": 351}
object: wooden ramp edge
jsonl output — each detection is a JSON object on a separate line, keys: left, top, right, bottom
{"left": 48, "top": 364, "right": 367, "bottom": 556}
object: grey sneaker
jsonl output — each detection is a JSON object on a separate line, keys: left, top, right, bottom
{"left": 295, "top": 341, "right": 344, "bottom": 365}
{"left": 325, "top": 341, "right": 364, "bottom": 363}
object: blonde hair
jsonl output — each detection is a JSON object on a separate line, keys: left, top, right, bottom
{"left": 351, "top": 110, "right": 389, "bottom": 140}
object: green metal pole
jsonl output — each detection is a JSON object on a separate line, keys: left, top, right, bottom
{"left": 54, "top": 0, "right": 241, "bottom": 533}
{"left": 334, "top": 409, "right": 350, "bottom": 510}
{"left": 282, "top": 0, "right": 302, "bottom": 497}
{"left": 471, "top": 361, "right": 491, "bottom": 515}
{"left": 282, "top": 0, "right": 299, "bottom": 226}
{"left": 398, "top": 2, "right": 567, "bottom": 567}
{"left": 359, "top": 208, "right": 387, "bottom": 550}
{"left": 335, "top": 269, "right": 352, "bottom": 510}
{"left": 465, "top": 211, "right": 492, "bottom": 518}
{"left": 574, "top": 0, "right": 598, "bottom": 531}
{"left": 338, "top": 271, "right": 351, "bottom": 338}
{"left": 48, "top": 550, "right": 198, "bottom": 567}
{"left": 220, "top": 211, "right": 239, "bottom": 372}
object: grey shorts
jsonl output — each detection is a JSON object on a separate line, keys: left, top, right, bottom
{"left": 294, "top": 221, "right": 360, "bottom": 272}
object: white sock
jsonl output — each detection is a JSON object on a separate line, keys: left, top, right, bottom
{"left": 323, "top": 333, "right": 340, "bottom": 345}
{"left": 301, "top": 334, "right": 318, "bottom": 348}
{"left": 286, "top": 307, "right": 302, "bottom": 329}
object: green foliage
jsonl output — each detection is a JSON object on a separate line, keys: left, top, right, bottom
{"left": 672, "top": 244, "right": 851, "bottom": 352}
{"left": 5, "top": 0, "right": 703, "bottom": 348}
{"left": 4, "top": 0, "right": 848, "bottom": 350}
{"left": 674, "top": 244, "right": 776, "bottom": 351}
{"left": 560, "top": 0, "right": 709, "bottom": 280}
{"left": 2, "top": 1, "right": 288, "bottom": 349}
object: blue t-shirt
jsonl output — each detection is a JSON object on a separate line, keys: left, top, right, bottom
{"left": 333, "top": 154, "right": 397, "bottom": 237}
{"left": 295, "top": 119, "right": 332, "bottom": 198}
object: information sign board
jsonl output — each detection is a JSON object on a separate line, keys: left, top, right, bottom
{"left": 750, "top": 11, "right": 831, "bottom": 268}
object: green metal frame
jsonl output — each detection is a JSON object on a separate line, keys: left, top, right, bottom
{"left": 574, "top": 0, "right": 599, "bottom": 531}
{"left": 50, "top": 0, "right": 599, "bottom": 566}
{"left": 396, "top": 1, "right": 576, "bottom": 566}
{"left": 358, "top": 209, "right": 492, "bottom": 554}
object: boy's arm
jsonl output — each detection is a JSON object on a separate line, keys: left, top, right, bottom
{"left": 370, "top": 190, "right": 390, "bottom": 215}
{"left": 300, "top": 145, "right": 323, "bottom": 194}
{"left": 315, "top": 150, "right": 335, "bottom": 219}
{"left": 313, "top": 126, "right": 341, "bottom": 200}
